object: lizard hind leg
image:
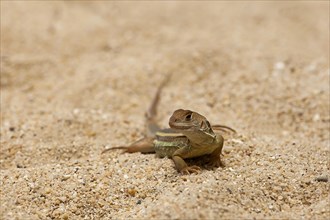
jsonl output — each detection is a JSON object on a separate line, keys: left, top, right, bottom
{"left": 212, "top": 124, "right": 236, "bottom": 133}
{"left": 102, "top": 137, "right": 155, "bottom": 154}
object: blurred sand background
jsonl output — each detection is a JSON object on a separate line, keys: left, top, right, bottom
{"left": 1, "top": 1, "right": 329, "bottom": 219}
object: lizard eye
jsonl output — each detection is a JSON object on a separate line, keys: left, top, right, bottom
{"left": 185, "top": 114, "right": 192, "bottom": 121}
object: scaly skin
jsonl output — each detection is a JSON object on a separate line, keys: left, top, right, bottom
{"left": 102, "top": 76, "right": 234, "bottom": 174}
{"left": 168, "top": 109, "right": 225, "bottom": 174}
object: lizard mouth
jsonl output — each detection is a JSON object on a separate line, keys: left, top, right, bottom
{"left": 169, "top": 121, "right": 193, "bottom": 130}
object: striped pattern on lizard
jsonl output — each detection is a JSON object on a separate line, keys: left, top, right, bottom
{"left": 102, "top": 76, "right": 235, "bottom": 174}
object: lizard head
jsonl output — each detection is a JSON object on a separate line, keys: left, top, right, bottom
{"left": 169, "top": 109, "right": 215, "bottom": 143}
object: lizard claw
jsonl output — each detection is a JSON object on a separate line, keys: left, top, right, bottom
{"left": 180, "top": 165, "right": 201, "bottom": 175}
{"left": 207, "top": 158, "right": 225, "bottom": 168}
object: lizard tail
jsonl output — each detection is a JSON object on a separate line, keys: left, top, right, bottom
{"left": 145, "top": 73, "right": 172, "bottom": 137}
{"left": 102, "top": 137, "right": 155, "bottom": 154}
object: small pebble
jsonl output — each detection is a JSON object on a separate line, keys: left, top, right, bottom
{"left": 313, "top": 114, "right": 320, "bottom": 122}
{"left": 315, "top": 176, "right": 328, "bottom": 182}
{"left": 126, "top": 188, "right": 137, "bottom": 197}
{"left": 73, "top": 108, "right": 80, "bottom": 114}
{"left": 274, "top": 61, "right": 285, "bottom": 70}
{"left": 231, "top": 139, "right": 243, "bottom": 144}
{"left": 61, "top": 175, "right": 71, "bottom": 181}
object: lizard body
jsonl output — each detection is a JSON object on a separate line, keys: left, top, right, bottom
{"left": 103, "top": 76, "right": 235, "bottom": 174}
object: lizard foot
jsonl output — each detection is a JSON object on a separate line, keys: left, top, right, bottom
{"left": 207, "top": 157, "right": 225, "bottom": 168}
{"left": 180, "top": 165, "right": 201, "bottom": 175}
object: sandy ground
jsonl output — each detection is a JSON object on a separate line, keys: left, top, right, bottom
{"left": 1, "top": 1, "right": 329, "bottom": 219}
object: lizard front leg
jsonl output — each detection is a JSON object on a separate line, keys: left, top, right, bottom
{"left": 172, "top": 147, "right": 201, "bottom": 175}
{"left": 207, "top": 134, "right": 225, "bottom": 168}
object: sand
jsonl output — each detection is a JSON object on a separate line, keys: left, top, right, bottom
{"left": 1, "top": 1, "right": 329, "bottom": 219}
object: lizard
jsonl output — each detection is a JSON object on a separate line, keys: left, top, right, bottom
{"left": 102, "top": 76, "right": 235, "bottom": 174}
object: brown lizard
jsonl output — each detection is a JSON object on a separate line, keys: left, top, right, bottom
{"left": 102, "top": 76, "right": 235, "bottom": 174}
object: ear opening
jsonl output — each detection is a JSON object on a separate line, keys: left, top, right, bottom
{"left": 201, "top": 120, "right": 212, "bottom": 131}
